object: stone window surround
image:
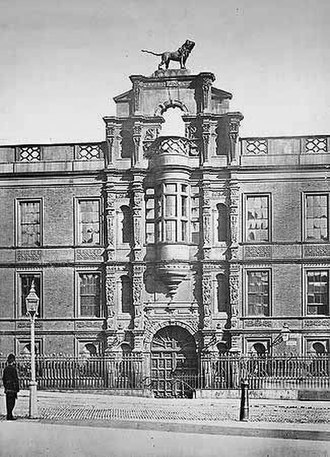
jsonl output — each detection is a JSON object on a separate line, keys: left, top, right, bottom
{"left": 75, "top": 197, "right": 102, "bottom": 246}
{"left": 303, "top": 192, "right": 329, "bottom": 242}
{"left": 16, "top": 198, "right": 43, "bottom": 248}
{"left": 304, "top": 267, "right": 329, "bottom": 317}
{"left": 76, "top": 270, "right": 103, "bottom": 319}
{"left": 16, "top": 270, "right": 42, "bottom": 318}
{"left": 244, "top": 193, "right": 271, "bottom": 243}
{"left": 245, "top": 268, "right": 271, "bottom": 318}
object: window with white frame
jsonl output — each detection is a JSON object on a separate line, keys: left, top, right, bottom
{"left": 18, "top": 273, "right": 41, "bottom": 317}
{"left": 155, "top": 183, "right": 189, "bottom": 243}
{"left": 306, "top": 270, "right": 329, "bottom": 316}
{"left": 305, "top": 194, "right": 328, "bottom": 241}
{"left": 191, "top": 187, "right": 200, "bottom": 245}
{"left": 247, "top": 270, "right": 270, "bottom": 316}
{"left": 18, "top": 200, "right": 41, "bottom": 247}
{"left": 17, "top": 340, "right": 42, "bottom": 355}
{"left": 78, "top": 273, "right": 101, "bottom": 317}
{"left": 145, "top": 189, "right": 155, "bottom": 244}
{"left": 77, "top": 199, "right": 100, "bottom": 245}
{"left": 306, "top": 339, "right": 329, "bottom": 355}
{"left": 245, "top": 195, "right": 270, "bottom": 242}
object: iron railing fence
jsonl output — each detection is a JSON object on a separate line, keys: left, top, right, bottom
{"left": 0, "top": 354, "right": 329, "bottom": 392}
{"left": 0, "top": 353, "right": 144, "bottom": 391}
{"left": 198, "top": 355, "right": 330, "bottom": 390}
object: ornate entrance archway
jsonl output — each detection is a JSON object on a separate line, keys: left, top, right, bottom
{"left": 151, "top": 325, "right": 198, "bottom": 398}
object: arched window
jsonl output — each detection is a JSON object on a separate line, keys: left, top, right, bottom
{"left": 160, "top": 107, "right": 185, "bottom": 137}
{"left": 216, "top": 203, "right": 228, "bottom": 242}
{"left": 251, "top": 342, "right": 267, "bottom": 356}
{"left": 312, "top": 342, "right": 327, "bottom": 355}
{"left": 120, "top": 205, "right": 132, "bottom": 244}
{"left": 217, "top": 342, "right": 228, "bottom": 354}
{"left": 216, "top": 273, "right": 228, "bottom": 313}
{"left": 121, "top": 275, "right": 132, "bottom": 314}
{"left": 80, "top": 343, "right": 98, "bottom": 357}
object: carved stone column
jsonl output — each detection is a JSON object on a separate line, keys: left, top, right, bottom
{"left": 201, "top": 182, "right": 212, "bottom": 260}
{"left": 202, "top": 269, "right": 212, "bottom": 330}
{"left": 209, "top": 120, "right": 218, "bottom": 158}
{"left": 130, "top": 76, "right": 143, "bottom": 114}
{"left": 229, "top": 263, "right": 241, "bottom": 353}
{"left": 201, "top": 120, "right": 211, "bottom": 164}
{"left": 133, "top": 264, "right": 144, "bottom": 331}
{"left": 105, "top": 266, "right": 117, "bottom": 351}
{"left": 229, "top": 181, "right": 239, "bottom": 260}
{"left": 228, "top": 113, "right": 244, "bottom": 165}
{"left": 131, "top": 178, "right": 144, "bottom": 261}
{"left": 105, "top": 184, "right": 116, "bottom": 261}
{"left": 199, "top": 73, "right": 215, "bottom": 113}
{"left": 132, "top": 123, "right": 143, "bottom": 167}
{"left": 105, "top": 123, "right": 121, "bottom": 167}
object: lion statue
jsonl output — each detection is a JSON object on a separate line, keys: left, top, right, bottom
{"left": 142, "top": 40, "right": 195, "bottom": 70}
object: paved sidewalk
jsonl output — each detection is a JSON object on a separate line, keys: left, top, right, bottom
{"left": 1, "top": 390, "right": 329, "bottom": 440}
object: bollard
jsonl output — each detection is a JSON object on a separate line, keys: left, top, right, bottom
{"left": 239, "top": 380, "right": 249, "bottom": 421}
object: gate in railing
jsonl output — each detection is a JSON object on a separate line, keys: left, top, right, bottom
{"left": 0, "top": 354, "right": 329, "bottom": 393}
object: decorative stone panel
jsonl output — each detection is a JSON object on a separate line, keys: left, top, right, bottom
{"left": 304, "top": 245, "right": 330, "bottom": 257}
{"left": 16, "top": 250, "right": 42, "bottom": 262}
{"left": 75, "top": 248, "right": 104, "bottom": 261}
{"left": 244, "top": 245, "right": 272, "bottom": 259}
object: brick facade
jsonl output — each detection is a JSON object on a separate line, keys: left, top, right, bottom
{"left": 0, "top": 68, "right": 329, "bottom": 361}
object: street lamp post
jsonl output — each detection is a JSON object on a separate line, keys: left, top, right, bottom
{"left": 25, "top": 280, "right": 39, "bottom": 419}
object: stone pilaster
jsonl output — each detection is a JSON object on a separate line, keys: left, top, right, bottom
{"left": 201, "top": 181, "right": 212, "bottom": 260}
{"left": 229, "top": 180, "right": 239, "bottom": 260}
{"left": 133, "top": 264, "right": 144, "bottom": 330}
{"left": 132, "top": 123, "right": 143, "bottom": 167}
{"left": 105, "top": 122, "right": 121, "bottom": 167}
{"left": 199, "top": 73, "right": 215, "bottom": 113}
{"left": 229, "top": 263, "right": 241, "bottom": 353}
{"left": 201, "top": 120, "right": 211, "bottom": 164}
{"left": 202, "top": 268, "right": 212, "bottom": 329}
{"left": 105, "top": 265, "right": 117, "bottom": 331}
{"left": 227, "top": 112, "right": 244, "bottom": 165}
{"left": 105, "top": 184, "right": 116, "bottom": 261}
{"left": 131, "top": 178, "right": 144, "bottom": 261}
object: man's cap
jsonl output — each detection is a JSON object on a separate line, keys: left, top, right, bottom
{"left": 7, "top": 353, "right": 15, "bottom": 363}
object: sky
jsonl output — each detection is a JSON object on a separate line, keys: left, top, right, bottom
{"left": 0, "top": 0, "right": 329, "bottom": 145}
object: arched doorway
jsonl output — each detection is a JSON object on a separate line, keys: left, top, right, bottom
{"left": 151, "top": 325, "right": 198, "bottom": 398}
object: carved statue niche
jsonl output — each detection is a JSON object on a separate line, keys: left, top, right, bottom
{"left": 141, "top": 40, "right": 195, "bottom": 70}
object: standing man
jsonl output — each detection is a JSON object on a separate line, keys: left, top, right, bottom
{"left": 2, "top": 353, "right": 20, "bottom": 420}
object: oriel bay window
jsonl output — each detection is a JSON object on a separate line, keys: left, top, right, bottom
{"left": 79, "top": 273, "right": 101, "bottom": 317}
{"left": 18, "top": 200, "right": 41, "bottom": 247}
{"left": 155, "top": 183, "right": 189, "bottom": 243}
{"left": 77, "top": 199, "right": 100, "bottom": 245}
{"left": 305, "top": 194, "right": 328, "bottom": 241}
{"left": 246, "top": 195, "right": 270, "bottom": 242}
{"left": 247, "top": 270, "right": 270, "bottom": 316}
{"left": 306, "top": 270, "right": 329, "bottom": 316}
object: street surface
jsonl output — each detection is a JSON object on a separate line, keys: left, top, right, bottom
{"left": 1, "top": 390, "right": 329, "bottom": 424}
{"left": 0, "top": 391, "right": 329, "bottom": 457}
{"left": 0, "top": 421, "right": 329, "bottom": 457}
